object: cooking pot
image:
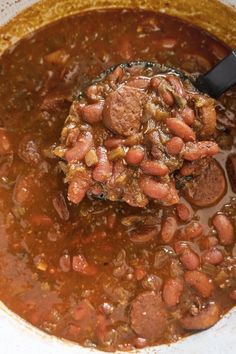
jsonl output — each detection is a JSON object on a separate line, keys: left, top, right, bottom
{"left": 0, "top": 1, "right": 235, "bottom": 353}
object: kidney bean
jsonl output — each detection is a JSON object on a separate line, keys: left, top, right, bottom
{"left": 181, "top": 107, "right": 195, "bottom": 126}
{"left": 166, "top": 75, "right": 186, "bottom": 97}
{"left": 0, "top": 128, "right": 12, "bottom": 155}
{"left": 68, "top": 175, "right": 90, "bottom": 204}
{"left": 163, "top": 278, "right": 183, "bottom": 307}
{"left": 176, "top": 203, "right": 191, "bottom": 221}
{"left": 127, "top": 76, "right": 151, "bottom": 89}
{"left": 161, "top": 216, "right": 178, "bottom": 243}
{"left": 107, "top": 65, "right": 124, "bottom": 83}
{"left": 201, "top": 236, "right": 219, "bottom": 249}
{"left": 202, "top": 248, "right": 224, "bottom": 265}
{"left": 72, "top": 254, "right": 98, "bottom": 276}
{"left": 162, "top": 182, "right": 180, "bottom": 206}
{"left": 150, "top": 76, "right": 162, "bottom": 90}
{"left": 133, "top": 337, "right": 147, "bottom": 349}
{"left": 181, "top": 303, "right": 221, "bottom": 330}
{"left": 179, "top": 248, "right": 200, "bottom": 270}
{"left": 179, "top": 162, "right": 196, "bottom": 176}
{"left": 230, "top": 289, "right": 236, "bottom": 301}
{"left": 166, "top": 118, "right": 196, "bottom": 142}
{"left": 141, "top": 160, "right": 169, "bottom": 176}
{"left": 93, "top": 147, "right": 112, "bottom": 182}
{"left": 104, "top": 138, "right": 124, "bottom": 149}
{"left": 184, "top": 222, "right": 203, "bottom": 239}
{"left": 158, "top": 85, "right": 174, "bottom": 106}
{"left": 81, "top": 101, "right": 104, "bottom": 124}
{"left": 65, "top": 131, "right": 93, "bottom": 163}
{"left": 139, "top": 177, "right": 169, "bottom": 200}
{"left": 185, "top": 270, "right": 214, "bottom": 298}
{"left": 126, "top": 146, "right": 145, "bottom": 165}
{"left": 182, "top": 141, "right": 219, "bottom": 161}
{"left": 212, "top": 214, "right": 234, "bottom": 246}
{"left": 134, "top": 267, "right": 147, "bottom": 281}
{"left": 166, "top": 137, "right": 184, "bottom": 155}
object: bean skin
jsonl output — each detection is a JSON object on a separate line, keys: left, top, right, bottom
{"left": 184, "top": 222, "right": 203, "bottom": 239}
{"left": 126, "top": 146, "right": 145, "bottom": 165}
{"left": 161, "top": 216, "right": 178, "bottom": 243}
{"left": 139, "top": 177, "right": 169, "bottom": 200}
{"left": 141, "top": 160, "right": 169, "bottom": 176}
{"left": 0, "top": 128, "right": 12, "bottom": 155}
{"left": 179, "top": 249, "right": 200, "bottom": 270}
{"left": 183, "top": 141, "right": 219, "bottom": 161}
{"left": 202, "top": 248, "right": 224, "bottom": 265}
{"left": 93, "top": 147, "right": 112, "bottom": 183}
{"left": 181, "top": 107, "right": 195, "bottom": 126}
{"left": 166, "top": 118, "right": 196, "bottom": 142}
{"left": 163, "top": 278, "right": 184, "bottom": 307}
{"left": 181, "top": 303, "right": 221, "bottom": 330}
{"left": 65, "top": 131, "right": 93, "bottom": 163}
{"left": 212, "top": 214, "right": 234, "bottom": 246}
{"left": 176, "top": 203, "right": 191, "bottom": 221}
{"left": 81, "top": 101, "right": 104, "bottom": 123}
{"left": 185, "top": 270, "right": 214, "bottom": 298}
{"left": 166, "top": 137, "right": 184, "bottom": 155}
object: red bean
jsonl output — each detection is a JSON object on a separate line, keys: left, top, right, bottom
{"left": 182, "top": 107, "right": 195, "bottom": 125}
{"left": 184, "top": 222, "right": 203, "bottom": 239}
{"left": 127, "top": 76, "right": 151, "bottom": 89}
{"left": 179, "top": 162, "right": 196, "bottom": 176}
{"left": 185, "top": 270, "right": 214, "bottom": 298}
{"left": 202, "top": 248, "right": 224, "bottom": 265}
{"left": 130, "top": 229, "right": 158, "bottom": 244}
{"left": 68, "top": 175, "right": 90, "bottom": 204}
{"left": 183, "top": 141, "right": 219, "bottom": 161}
{"left": 141, "top": 160, "right": 169, "bottom": 176}
{"left": 162, "top": 181, "right": 180, "bottom": 206}
{"left": 104, "top": 138, "right": 124, "bottom": 149}
{"left": 201, "top": 236, "right": 219, "bottom": 249}
{"left": 163, "top": 278, "right": 183, "bottom": 307}
{"left": 176, "top": 203, "right": 191, "bottom": 221}
{"left": 150, "top": 76, "right": 162, "bottom": 90}
{"left": 212, "top": 214, "right": 234, "bottom": 246}
{"left": 166, "top": 118, "right": 196, "bottom": 142}
{"left": 166, "top": 75, "right": 186, "bottom": 97}
{"left": 161, "top": 216, "right": 178, "bottom": 243}
{"left": 181, "top": 303, "right": 221, "bottom": 330}
{"left": 126, "top": 146, "right": 145, "bottom": 165}
{"left": 65, "top": 131, "right": 93, "bottom": 163}
{"left": 139, "top": 177, "right": 169, "bottom": 200}
{"left": 134, "top": 268, "right": 147, "bottom": 281}
{"left": 81, "top": 101, "right": 104, "bottom": 123}
{"left": 179, "top": 249, "right": 200, "bottom": 270}
{"left": 93, "top": 147, "right": 112, "bottom": 182}
{"left": 0, "top": 128, "right": 12, "bottom": 155}
{"left": 166, "top": 137, "right": 184, "bottom": 155}
{"left": 107, "top": 65, "right": 124, "bottom": 83}
{"left": 159, "top": 86, "right": 174, "bottom": 106}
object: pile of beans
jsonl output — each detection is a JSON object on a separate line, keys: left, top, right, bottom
{"left": 55, "top": 63, "right": 219, "bottom": 207}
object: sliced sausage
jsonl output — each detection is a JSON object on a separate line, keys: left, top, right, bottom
{"left": 183, "top": 159, "right": 226, "bottom": 207}
{"left": 180, "top": 303, "right": 221, "bottom": 330}
{"left": 212, "top": 214, "right": 234, "bottom": 246}
{"left": 103, "top": 86, "right": 147, "bottom": 136}
{"left": 130, "top": 292, "right": 167, "bottom": 341}
{"left": 226, "top": 153, "right": 236, "bottom": 193}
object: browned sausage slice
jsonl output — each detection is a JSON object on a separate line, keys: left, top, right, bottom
{"left": 130, "top": 291, "right": 167, "bottom": 341}
{"left": 180, "top": 303, "right": 221, "bottom": 330}
{"left": 183, "top": 159, "right": 226, "bottom": 207}
{"left": 103, "top": 86, "right": 147, "bottom": 137}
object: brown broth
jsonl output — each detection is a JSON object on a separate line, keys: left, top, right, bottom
{"left": 0, "top": 8, "right": 235, "bottom": 351}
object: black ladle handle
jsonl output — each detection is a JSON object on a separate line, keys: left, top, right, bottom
{"left": 195, "top": 50, "right": 236, "bottom": 98}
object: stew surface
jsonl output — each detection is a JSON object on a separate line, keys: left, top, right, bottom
{"left": 0, "top": 8, "right": 235, "bottom": 351}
